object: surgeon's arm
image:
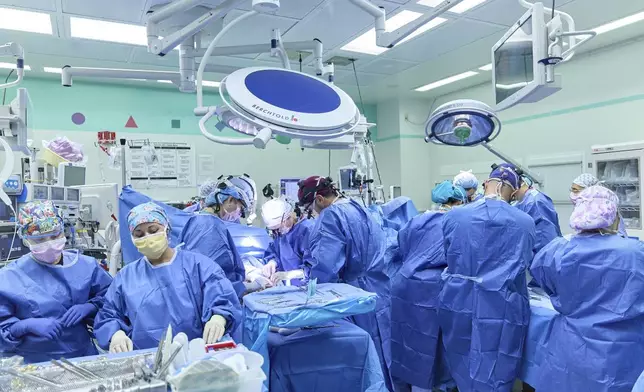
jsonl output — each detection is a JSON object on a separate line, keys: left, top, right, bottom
{"left": 86, "top": 262, "right": 114, "bottom": 311}
{"left": 529, "top": 240, "right": 560, "bottom": 297}
{"left": 0, "top": 297, "right": 22, "bottom": 350}
{"left": 93, "top": 279, "right": 132, "bottom": 350}
{"left": 199, "top": 260, "right": 243, "bottom": 335}
{"left": 306, "top": 213, "right": 347, "bottom": 283}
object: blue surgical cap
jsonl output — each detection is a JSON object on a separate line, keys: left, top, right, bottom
{"left": 453, "top": 170, "right": 479, "bottom": 190}
{"left": 489, "top": 163, "right": 521, "bottom": 190}
{"left": 205, "top": 185, "right": 245, "bottom": 208}
{"left": 432, "top": 180, "right": 467, "bottom": 204}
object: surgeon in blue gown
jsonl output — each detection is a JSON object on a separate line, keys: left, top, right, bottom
{"left": 95, "top": 202, "right": 241, "bottom": 352}
{"left": 514, "top": 177, "right": 562, "bottom": 254}
{"left": 180, "top": 186, "right": 246, "bottom": 297}
{"left": 439, "top": 164, "right": 536, "bottom": 392}
{"left": 0, "top": 201, "right": 112, "bottom": 363}
{"left": 298, "top": 176, "right": 394, "bottom": 390}
{"left": 261, "top": 198, "right": 314, "bottom": 286}
{"left": 530, "top": 185, "right": 644, "bottom": 392}
{"left": 391, "top": 181, "right": 466, "bottom": 391}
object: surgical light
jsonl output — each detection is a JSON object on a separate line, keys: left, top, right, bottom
{"left": 426, "top": 99, "right": 500, "bottom": 146}
{"left": 426, "top": 99, "right": 543, "bottom": 185}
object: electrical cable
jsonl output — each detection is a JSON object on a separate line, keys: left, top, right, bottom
{"left": 404, "top": 98, "right": 438, "bottom": 126}
{"left": 299, "top": 53, "right": 303, "bottom": 73}
{"left": 2, "top": 69, "right": 15, "bottom": 105}
{"left": 351, "top": 60, "right": 383, "bottom": 185}
{"left": 551, "top": 0, "right": 556, "bottom": 19}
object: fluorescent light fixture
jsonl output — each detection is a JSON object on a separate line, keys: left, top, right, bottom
{"left": 479, "top": 63, "right": 493, "bottom": 71}
{"left": 43, "top": 67, "right": 62, "bottom": 74}
{"left": 593, "top": 11, "right": 644, "bottom": 35}
{"left": 0, "top": 62, "right": 31, "bottom": 71}
{"left": 203, "top": 80, "right": 221, "bottom": 87}
{"left": 0, "top": 7, "right": 52, "bottom": 34}
{"left": 418, "top": 0, "right": 488, "bottom": 14}
{"left": 70, "top": 16, "right": 147, "bottom": 46}
{"left": 157, "top": 80, "right": 173, "bottom": 84}
{"left": 414, "top": 70, "right": 478, "bottom": 92}
{"left": 342, "top": 10, "right": 447, "bottom": 55}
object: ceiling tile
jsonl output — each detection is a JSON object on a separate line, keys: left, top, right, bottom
{"left": 334, "top": 70, "right": 384, "bottom": 86}
{"left": 382, "top": 18, "right": 504, "bottom": 62}
{"left": 559, "top": 0, "right": 644, "bottom": 30}
{"left": 62, "top": 0, "right": 147, "bottom": 24}
{"left": 212, "top": 9, "right": 298, "bottom": 47}
{"left": 284, "top": 0, "right": 400, "bottom": 50}
{"left": 235, "top": 0, "right": 326, "bottom": 19}
{"left": 0, "top": 0, "right": 56, "bottom": 12}
{"left": 465, "top": 0, "right": 575, "bottom": 27}
{"left": 358, "top": 58, "right": 418, "bottom": 74}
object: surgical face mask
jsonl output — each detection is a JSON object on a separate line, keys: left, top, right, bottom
{"left": 570, "top": 191, "right": 581, "bottom": 205}
{"left": 29, "top": 237, "right": 66, "bottom": 264}
{"left": 133, "top": 231, "right": 168, "bottom": 260}
{"left": 222, "top": 207, "right": 242, "bottom": 222}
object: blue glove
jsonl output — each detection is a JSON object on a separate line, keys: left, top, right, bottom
{"left": 9, "top": 318, "right": 63, "bottom": 340}
{"left": 60, "top": 303, "right": 98, "bottom": 328}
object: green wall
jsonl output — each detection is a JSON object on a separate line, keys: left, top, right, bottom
{"left": 10, "top": 77, "right": 378, "bottom": 139}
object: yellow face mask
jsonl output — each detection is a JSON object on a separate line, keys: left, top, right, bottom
{"left": 132, "top": 232, "right": 168, "bottom": 260}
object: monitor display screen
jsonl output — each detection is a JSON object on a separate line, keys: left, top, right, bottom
{"left": 33, "top": 185, "right": 49, "bottom": 200}
{"left": 279, "top": 179, "right": 300, "bottom": 201}
{"left": 67, "top": 188, "right": 80, "bottom": 202}
{"left": 339, "top": 168, "right": 359, "bottom": 191}
{"left": 63, "top": 166, "right": 86, "bottom": 187}
{"left": 51, "top": 187, "right": 65, "bottom": 201}
{"left": 494, "top": 16, "right": 534, "bottom": 104}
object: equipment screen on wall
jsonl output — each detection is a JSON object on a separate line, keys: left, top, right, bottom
{"left": 51, "top": 186, "right": 65, "bottom": 201}
{"left": 494, "top": 15, "right": 534, "bottom": 105}
{"left": 61, "top": 165, "right": 86, "bottom": 187}
{"left": 128, "top": 141, "right": 195, "bottom": 189}
{"left": 67, "top": 188, "right": 80, "bottom": 202}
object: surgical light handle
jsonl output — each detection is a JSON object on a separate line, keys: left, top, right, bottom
{"left": 481, "top": 142, "right": 544, "bottom": 186}
{"left": 348, "top": 0, "right": 463, "bottom": 48}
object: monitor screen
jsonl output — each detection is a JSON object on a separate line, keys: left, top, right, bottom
{"left": 494, "top": 16, "right": 534, "bottom": 104}
{"left": 279, "top": 179, "right": 300, "bottom": 201}
{"left": 51, "top": 186, "right": 65, "bottom": 201}
{"left": 63, "top": 166, "right": 86, "bottom": 187}
{"left": 67, "top": 188, "right": 80, "bottom": 202}
{"left": 339, "top": 168, "right": 359, "bottom": 191}
{"left": 33, "top": 185, "right": 49, "bottom": 200}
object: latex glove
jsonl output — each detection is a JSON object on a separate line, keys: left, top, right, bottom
{"left": 60, "top": 303, "right": 97, "bottom": 328}
{"left": 109, "top": 330, "right": 133, "bottom": 353}
{"left": 261, "top": 261, "right": 277, "bottom": 278}
{"left": 9, "top": 318, "right": 62, "bottom": 340}
{"left": 203, "top": 315, "right": 227, "bottom": 344}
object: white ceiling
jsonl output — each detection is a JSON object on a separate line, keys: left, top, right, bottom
{"left": 1, "top": 0, "right": 643, "bottom": 103}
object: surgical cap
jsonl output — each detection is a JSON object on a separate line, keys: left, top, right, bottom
{"left": 298, "top": 176, "right": 334, "bottom": 205}
{"left": 432, "top": 180, "right": 467, "bottom": 204}
{"left": 262, "top": 198, "right": 294, "bottom": 229}
{"left": 569, "top": 186, "right": 619, "bottom": 231}
{"left": 453, "top": 170, "right": 479, "bottom": 190}
{"left": 205, "top": 183, "right": 245, "bottom": 208}
{"left": 572, "top": 173, "right": 600, "bottom": 189}
{"left": 18, "top": 200, "right": 63, "bottom": 239}
{"left": 199, "top": 180, "right": 218, "bottom": 199}
{"left": 489, "top": 163, "right": 521, "bottom": 190}
{"left": 127, "top": 202, "right": 169, "bottom": 233}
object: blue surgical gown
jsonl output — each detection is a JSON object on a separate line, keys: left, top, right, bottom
{"left": 306, "top": 199, "right": 393, "bottom": 389}
{"left": 180, "top": 213, "right": 246, "bottom": 297}
{"left": 439, "top": 198, "right": 536, "bottom": 392}
{"left": 0, "top": 251, "right": 112, "bottom": 363}
{"left": 94, "top": 249, "right": 242, "bottom": 351}
{"left": 264, "top": 219, "right": 315, "bottom": 286}
{"left": 514, "top": 188, "right": 562, "bottom": 254}
{"left": 530, "top": 234, "right": 644, "bottom": 392}
{"left": 224, "top": 220, "right": 272, "bottom": 259}
{"left": 183, "top": 203, "right": 200, "bottom": 213}
{"left": 391, "top": 211, "right": 450, "bottom": 389}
